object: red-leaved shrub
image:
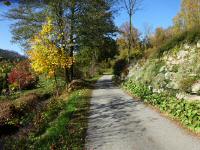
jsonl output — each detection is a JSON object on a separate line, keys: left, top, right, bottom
{"left": 8, "top": 60, "right": 38, "bottom": 90}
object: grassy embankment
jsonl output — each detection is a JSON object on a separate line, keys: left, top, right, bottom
{"left": 120, "top": 27, "right": 200, "bottom": 134}
{"left": 1, "top": 76, "right": 100, "bottom": 149}
{"left": 122, "top": 80, "right": 200, "bottom": 133}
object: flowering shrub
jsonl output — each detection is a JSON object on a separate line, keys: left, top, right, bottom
{"left": 8, "top": 60, "right": 38, "bottom": 90}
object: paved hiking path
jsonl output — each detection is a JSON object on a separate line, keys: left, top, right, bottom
{"left": 85, "top": 75, "right": 200, "bottom": 150}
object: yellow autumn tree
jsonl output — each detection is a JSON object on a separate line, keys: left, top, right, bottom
{"left": 27, "top": 17, "right": 73, "bottom": 85}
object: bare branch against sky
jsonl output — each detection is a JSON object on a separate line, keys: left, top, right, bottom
{"left": 123, "top": 0, "right": 143, "bottom": 16}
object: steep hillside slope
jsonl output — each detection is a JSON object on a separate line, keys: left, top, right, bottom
{"left": 123, "top": 34, "right": 200, "bottom": 133}
{"left": 128, "top": 40, "right": 200, "bottom": 101}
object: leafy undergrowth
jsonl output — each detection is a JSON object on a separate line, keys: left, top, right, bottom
{"left": 0, "top": 76, "right": 59, "bottom": 135}
{"left": 0, "top": 87, "right": 51, "bottom": 103}
{"left": 0, "top": 74, "right": 59, "bottom": 103}
{"left": 123, "top": 79, "right": 200, "bottom": 133}
{"left": 0, "top": 90, "right": 52, "bottom": 135}
{"left": 2, "top": 89, "right": 91, "bottom": 150}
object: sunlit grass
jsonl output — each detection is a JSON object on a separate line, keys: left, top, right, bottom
{"left": 3, "top": 89, "right": 91, "bottom": 150}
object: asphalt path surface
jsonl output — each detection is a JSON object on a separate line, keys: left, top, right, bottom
{"left": 85, "top": 75, "right": 200, "bottom": 150}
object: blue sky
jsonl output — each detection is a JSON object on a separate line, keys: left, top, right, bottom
{"left": 0, "top": 4, "right": 23, "bottom": 54}
{"left": 115, "top": 0, "right": 181, "bottom": 32}
{"left": 0, "top": 0, "right": 181, "bottom": 55}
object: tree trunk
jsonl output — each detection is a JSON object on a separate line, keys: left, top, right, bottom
{"left": 65, "top": 68, "right": 69, "bottom": 83}
{"left": 128, "top": 14, "right": 132, "bottom": 64}
{"left": 54, "top": 70, "right": 59, "bottom": 95}
{"left": 69, "top": 0, "right": 75, "bottom": 81}
{"left": 64, "top": 67, "right": 69, "bottom": 91}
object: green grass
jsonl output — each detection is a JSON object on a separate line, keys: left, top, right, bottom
{"left": 0, "top": 93, "right": 21, "bottom": 102}
{"left": 0, "top": 88, "right": 53, "bottom": 129}
{"left": 3, "top": 89, "right": 91, "bottom": 150}
{"left": 0, "top": 75, "right": 59, "bottom": 102}
{"left": 102, "top": 68, "right": 113, "bottom": 75}
{"left": 85, "top": 75, "right": 101, "bottom": 83}
{"left": 1, "top": 76, "right": 100, "bottom": 149}
{"left": 34, "top": 89, "right": 91, "bottom": 149}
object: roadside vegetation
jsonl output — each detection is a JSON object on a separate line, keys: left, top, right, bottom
{"left": 113, "top": 0, "right": 200, "bottom": 134}
{"left": 0, "top": 0, "right": 115, "bottom": 149}
{"left": 123, "top": 80, "right": 200, "bottom": 132}
{"left": 1, "top": 0, "right": 200, "bottom": 148}
{"left": 0, "top": 58, "right": 99, "bottom": 149}
{"left": 2, "top": 88, "right": 92, "bottom": 149}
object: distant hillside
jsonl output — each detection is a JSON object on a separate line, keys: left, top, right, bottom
{"left": 0, "top": 49, "right": 25, "bottom": 61}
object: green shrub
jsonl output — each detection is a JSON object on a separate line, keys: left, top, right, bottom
{"left": 0, "top": 61, "right": 14, "bottom": 93}
{"left": 8, "top": 60, "right": 38, "bottom": 90}
{"left": 113, "top": 59, "right": 128, "bottom": 77}
{"left": 123, "top": 80, "right": 153, "bottom": 99}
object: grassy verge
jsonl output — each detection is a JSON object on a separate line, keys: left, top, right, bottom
{"left": 85, "top": 75, "right": 101, "bottom": 83}
{"left": 0, "top": 75, "right": 59, "bottom": 102}
{"left": 2, "top": 89, "right": 91, "bottom": 150}
{"left": 122, "top": 79, "right": 200, "bottom": 133}
{"left": 0, "top": 77, "right": 58, "bottom": 135}
{"left": 0, "top": 88, "right": 52, "bottom": 128}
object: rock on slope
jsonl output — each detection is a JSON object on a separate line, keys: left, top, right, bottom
{"left": 127, "top": 41, "right": 200, "bottom": 101}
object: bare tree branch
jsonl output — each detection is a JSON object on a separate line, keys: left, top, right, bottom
{"left": 123, "top": 0, "right": 142, "bottom": 15}
{"left": 122, "top": 0, "right": 143, "bottom": 63}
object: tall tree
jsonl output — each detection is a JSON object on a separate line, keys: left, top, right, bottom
{"left": 173, "top": 0, "right": 200, "bottom": 31}
{"left": 27, "top": 17, "right": 73, "bottom": 88}
{"left": 142, "top": 23, "right": 153, "bottom": 50}
{"left": 78, "top": 0, "right": 117, "bottom": 61}
{"left": 121, "top": 22, "right": 140, "bottom": 47}
{"left": 5, "top": 0, "right": 117, "bottom": 79}
{"left": 73, "top": 0, "right": 117, "bottom": 77}
{"left": 117, "top": 22, "right": 141, "bottom": 59}
{"left": 4, "top": 1, "right": 46, "bottom": 49}
{"left": 150, "top": 27, "right": 167, "bottom": 48}
{"left": 5, "top": 0, "right": 77, "bottom": 81}
{"left": 122, "top": 0, "right": 142, "bottom": 63}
